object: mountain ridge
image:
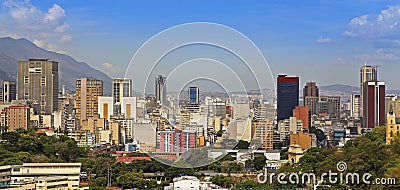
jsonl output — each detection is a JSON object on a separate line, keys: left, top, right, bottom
{"left": 0, "top": 37, "right": 112, "bottom": 94}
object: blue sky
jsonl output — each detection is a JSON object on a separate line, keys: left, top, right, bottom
{"left": 1, "top": 0, "right": 400, "bottom": 90}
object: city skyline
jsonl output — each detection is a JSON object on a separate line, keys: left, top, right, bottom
{"left": 1, "top": 1, "right": 400, "bottom": 90}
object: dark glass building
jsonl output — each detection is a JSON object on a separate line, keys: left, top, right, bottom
{"left": 277, "top": 75, "right": 299, "bottom": 121}
{"left": 188, "top": 86, "right": 199, "bottom": 104}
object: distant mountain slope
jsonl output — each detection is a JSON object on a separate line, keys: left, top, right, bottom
{"left": 0, "top": 37, "right": 112, "bottom": 94}
{"left": 319, "top": 84, "right": 359, "bottom": 94}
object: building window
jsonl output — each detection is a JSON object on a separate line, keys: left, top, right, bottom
{"left": 24, "top": 77, "right": 29, "bottom": 84}
{"left": 41, "top": 77, "right": 46, "bottom": 86}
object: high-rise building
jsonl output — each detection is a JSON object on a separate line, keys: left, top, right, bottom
{"left": 293, "top": 106, "right": 309, "bottom": 129}
{"left": 363, "top": 81, "right": 385, "bottom": 128}
{"left": 75, "top": 78, "right": 103, "bottom": 122}
{"left": 155, "top": 75, "right": 167, "bottom": 106}
{"left": 277, "top": 75, "right": 299, "bottom": 121}
{"left": 188, "top": 86, "right": 199, "bottom": 104}
{"left": 112, "top": 78, "right": 132, "bottom": 104}
{"left": 3, "top": 81, "right": 16, "bottom": 102}
{"left": 360, "top": 65, "right": 377, "bottom": 117}
{"left": 304, "top": 96, "right": 341, "bottom": 119}
{"left": 18, "top": 59, "right": 58, "bottom": 114}
{"left": 351, "top": 94, "right": 361, "bottom": 118}
{"left": 303, "top": 81, "right": 319, "bottom": 100}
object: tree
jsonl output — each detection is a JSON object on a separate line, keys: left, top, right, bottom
{"left": 210, "top": 175, "right": 234, "bottom": 188}
{"left": 90, "top": 177, "right": 107, "bottom": 188}
{"left": 253, "top": 155, "right": 266, "bottom": 171}
{"left": 235, "top": 140, "right": 250, "bottom": 149}
{"left": 234, "top": 180, "right": 262, "bottom": 189}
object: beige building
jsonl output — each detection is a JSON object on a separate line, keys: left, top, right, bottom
{"left": 80, "top": 115, "right": 105, "bottom": 134}
{"left": 6, "top": 105, "right": 30, "bottom": 131}
{"left": 288, "top": 144, "right": 304, "bottom": 164}
{"left": 9, "top": 163, "right": 81, "bottom": 189}
{"left": 18, "top": 59, "right": 58, "bottom": 114}
{"left": 75, "top": 78, "right": 103, "bottom": 122}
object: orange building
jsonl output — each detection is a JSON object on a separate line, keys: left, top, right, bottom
{"left": 252, "top": 121, "right": 274, "bottom": 150}
{"left": 293, "top": 106, "right": 309, "bottom": 130}
{"left": 289, "top": 131, "right": 312, "bottom": 150}
{"left": 6, "top": 105, "right": 30, "bottom": 131}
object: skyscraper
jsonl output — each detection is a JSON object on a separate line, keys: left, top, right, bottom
{"left": 188, "top": 86, "right": 199, "bottom": 104}
{"left": 76, "top": 78, "right": 103, "bottom": 122}
{"left": 3, "top": 80, "right": 16, "bottom": 102}
{"left": 360, "top": 65, "right": 377, "bottom": 117}
{"left": 18, "top": 59, "right": 58, "bottom": 114}
{"left": 303, "top": 81, "right": 319, "bottom": 100}
{"left": 155, "top": 75, "right": 167, "bottom": 106}
{"left": 112, "top": 78, "right": 132, "bottom": 104}
{"left": 277, "top": 75, "right": 299, "bottom": 121}
{"left": 363, "top": 81, "right": 385, "bottom": 128}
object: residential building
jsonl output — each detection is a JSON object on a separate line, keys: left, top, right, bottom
{"left": 18, "top": 59, "right": 58, "bottom": 114}
{"left": 5, "top": 105, "right": 30, "bottom": 131}
{"left": 75, "top": 78, "right": 103, "bottom": 122}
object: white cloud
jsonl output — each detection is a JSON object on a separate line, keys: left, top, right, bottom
{"left": 344, "top": 5, "right": 400, "bottom": 38}
{"left": 1, "top": 0, "right": 71, "bottom": 52}
{"left": 33, "top": 39, "right": 47, "bottom": 48}
{"left": 316, "top": 36, "right": 332, "bottom": 44}
{"left": 54, "top": 23, "right": 69, "bottom": 33}
{"left": 102, "top": 62, "right": 122, "bottom": 77}
{"left": 44, "top": 4, "right": 65, "bottom": 23}
{"left": 59, "top": 35, "right": 71, "bottom": 43}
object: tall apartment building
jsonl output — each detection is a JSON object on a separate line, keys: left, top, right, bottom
{"left": 277, "top": 75, "right": 299, "bottom": 121}
{"left": 75, "top": 78, "right": 103, "bottom": 122}
{"left": 112, "top": 78, "right": 132, "bottom": 104}
{"left": 360, "top": 65, "right": 377, "bottom": 117}
{"left": 18, "top": 59, "right": 58, "bottom": 114}
{"left": 3, "top": 81, "right": 16, "bottom": 102}
{"left": 5, "top": 105, "right": 30, "bottom": 131}
{"left": 155, "top": 75, "right": 167, "bottom": 106}
{"left": 363, "top": 81, "right": 385, "bottom": 128}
